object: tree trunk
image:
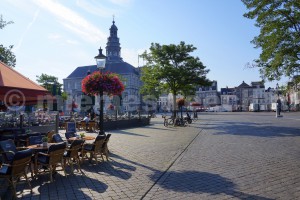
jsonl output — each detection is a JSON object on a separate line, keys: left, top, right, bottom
{"left": 173, "top": 93, "right": 176, "bottom": 118}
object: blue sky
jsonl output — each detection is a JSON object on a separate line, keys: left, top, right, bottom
{"left": 1, "top": 0, "right": 289, "bottom": 89}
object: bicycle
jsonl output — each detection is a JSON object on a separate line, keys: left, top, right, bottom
{"left": 163, "top": 115, "right": 187, "bottom": 127}
{"left": 176, "top": 117, "right": 188, "bottom": 127}
{"left": 163, "top": 115, "right": 174, "bottom": 127}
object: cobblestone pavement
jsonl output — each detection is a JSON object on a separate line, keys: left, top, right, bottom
{"left": 143, "top": 112, "right": 300, "bottom": 200}
{"left": 2, "top": 112, "right": 300, "bottom": 200}
{"left": 7, "top": 116, "right": 201, "bottom": 200}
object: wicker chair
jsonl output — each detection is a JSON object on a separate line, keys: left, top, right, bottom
{"left": 52, "top": 133, "right": 64, "bottom": 143}
{"left": 47, "top": 130, "right": 56, "bottom": 143}
{"left": 0, "top": 139, "right": 27, "bottom": 164}
{"left": 82, "top": 135, "right": 106, "bottom": 164}
{"left": 28, "top": 135, "right": 43, "bottom": 145}
{"left": 34, "top": 142, "right": 67, "bottom": 182}
{"left": 65, "top": 132, "right": 76, "bottom": 140}
{"left": 88, "top": 121, "right": 96, "bottom": 132}
{"left": 80, "top": 121, "right": 87, "bottom": 131}
{"left": 101, "top": 134, "right": 111, "bottom": 161}
{"left": 0, "top": 148, "right": 33, "bottom": 199}
{"left": 63, "top": 139, "right": 85, "bottom": 174}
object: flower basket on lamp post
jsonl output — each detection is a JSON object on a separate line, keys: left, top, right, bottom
{"left": 82, "top": 70, "right": 125, "bottom": 134}
{"left": 82, "top": 71, "right": 125, "bottom": 96}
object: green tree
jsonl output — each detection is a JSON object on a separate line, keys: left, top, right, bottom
{"left": 140, "top": 65, "right": 164, "bottom": 100}
{"left": 36, "top": 73, "right": 62, "bottom": 95}
{"left": 61, "top": 92, "right": 68, "bottom": 102}
{"left": 242, "top": 0, "right": 300, "bottom": 81}
{"left": 141, "top": 41, "right": 210, "bottom": 117}
{"left": 0, "top": 15, "right": 16, "bottom": 67}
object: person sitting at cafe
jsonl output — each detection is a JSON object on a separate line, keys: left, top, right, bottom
{"left": 83, "top": 114, "right": 90, "bottom": 130}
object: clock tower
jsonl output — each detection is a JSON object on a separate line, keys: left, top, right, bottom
{"left": 106, "top": 19, "right": 123, "bottom": 63}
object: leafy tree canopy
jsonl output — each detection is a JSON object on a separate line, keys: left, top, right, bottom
{"left": 242, "top": 0, "right": 300, "bottom": 81}
{"left": 140, "top": 41, "right": 210, "bottom": 115}
{"left": 36, "top": 73, "right": 62, "bottom": 95}
{"left": 0, "top": 15, "right": 16, "bottom": 67}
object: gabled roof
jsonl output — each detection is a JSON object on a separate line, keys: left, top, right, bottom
{"left": 0, "top": 61, "right": 50, "bottom": 105}
{"left": 0, "top": 61, "right": 47, "bottom": 91}
{"left": 237, "top": 81, "right": 250, "bottom": 88}
{"left": 251, "top": 81, "right": 265, "bottom": 88}
{"left": 66, "top": 61, "right": 139, "bottom": 79}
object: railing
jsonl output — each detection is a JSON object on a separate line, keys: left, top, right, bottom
{"left": 0, "top": 111, "right": 58, "bottom": 129}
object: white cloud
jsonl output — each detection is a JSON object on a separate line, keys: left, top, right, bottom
{"left": 66, "top": 39, "right": 79, "bottom": 45}
{"left": 48, "top": 33, "right": 62, "bottom": 40}
{"left": 32, "top": 0, "right": 107, "bottom": 43}
{"left": 76, "top": 0, "right": 117, "bottom": 18}
{"left": 109, "top": 0, "right": 133, "bottom": 6}
{"left": 15, "top": 9, "right": 40, "bottom": 52}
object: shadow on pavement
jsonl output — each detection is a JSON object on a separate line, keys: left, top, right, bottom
{"left": 110, "top": 153, "right": 155, "bottom": 172}
{"left": 202, "top": 121, "right": 300, "bottom": 138}
{"left": 82, "top": 159, "right": 134, "bottom": 180}
{"left": 111, "top": 129, "right": 150, "bottom": 137}
{"left": 110, "top": 153, "right": 274, "bottom": 200}
{"left": 149, "top": 171, "right": 274, "bottom": 200}
{"left": 10, "top": 173, "right": 108, "bottom": 200}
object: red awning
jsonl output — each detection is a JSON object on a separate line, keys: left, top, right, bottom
{"left": 0, "top": 61, "right": 51, "bottom": 106}
{"left": 191, "top": 102, "right": 201, "bottom": 106}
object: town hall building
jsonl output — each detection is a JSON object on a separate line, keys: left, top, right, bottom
{"left": 63, "top": 20, "right": 142, "bottom": 115}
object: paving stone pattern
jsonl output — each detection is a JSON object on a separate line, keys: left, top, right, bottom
{"left": 144, "top": 112, "right": 300, "bottom": 200}
{"left": 9, "top": 117, "right": 201, "bottom": 200}
{"left": 2, "top": 112, "right": 300, "bottom": 200}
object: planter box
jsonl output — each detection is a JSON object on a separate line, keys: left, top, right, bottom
{"left": 28, "top": 124, "right": 56, "bottom": 134}
{"left": 103, "top": 117, "right": 151, "bottom": 131}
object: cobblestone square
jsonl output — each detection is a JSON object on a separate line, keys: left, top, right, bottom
{"left": 2, "top": 112, "right": 300, "bottom": 200}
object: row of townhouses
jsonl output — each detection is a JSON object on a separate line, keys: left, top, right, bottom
{"left": 158, "top": 78, "right": 300, "bottom": 112}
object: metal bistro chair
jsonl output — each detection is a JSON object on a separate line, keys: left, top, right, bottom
{"left": 0, "top": 148, "right": 33, "bottom": 199}
{"left": 82, "top": 135, "right": 106, "bottom": 164}
{"left": 34, "top": 142, "right": 67, "bottom": 182}
{"left": 63, "top": 139, "right": 85, "bottom": 174}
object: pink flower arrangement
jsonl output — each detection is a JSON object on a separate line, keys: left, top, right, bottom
{"left": 82, "top": 71, "right": 125, "bottom": 96}
{"left": 107, "top": 104, "right": 114, "bottom": 110}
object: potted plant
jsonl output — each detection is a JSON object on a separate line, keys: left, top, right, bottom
{"left": 42, "top": 136, "right": 48, "bottom": 147}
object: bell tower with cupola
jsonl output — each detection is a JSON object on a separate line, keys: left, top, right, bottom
{"left": 106, "top": 18, "right": 123, "bottom": 63}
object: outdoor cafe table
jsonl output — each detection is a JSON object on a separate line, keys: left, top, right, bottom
{"left": 68, "top": 136, "right": 95, "bottom": 142}
{"left": 27, "top": 143, "right": 56, "bottom": 151}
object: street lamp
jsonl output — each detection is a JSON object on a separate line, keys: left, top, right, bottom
{"left": 95, "top": 47, "right": 106, "bottom": 135}
{"left": 275, "top": 83, "right": 279, "bottom": 117}
{"left": 71, "top": 89, "right": 77, "bottom": 120}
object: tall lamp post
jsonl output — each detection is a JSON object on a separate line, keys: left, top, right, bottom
{"left": 94, "top": 47, "right": 107, "bottom": 135}
{"left": 275, "top": 83, "right": 279, "bottom": 117}
{"left": 70, "top": 89, "right": 77, "bottom": 120}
